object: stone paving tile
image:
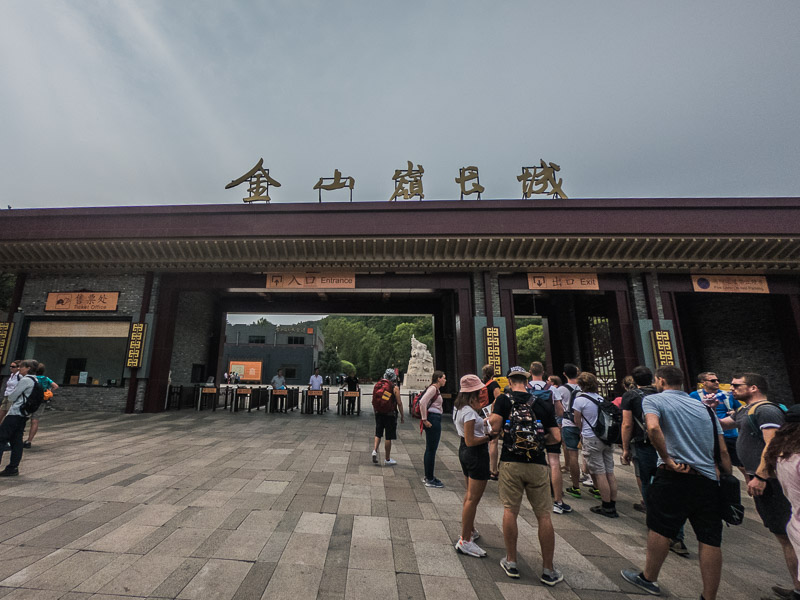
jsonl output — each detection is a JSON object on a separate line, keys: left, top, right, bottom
{"left": 0, "top": 409, "right": 785, "bottom": 599}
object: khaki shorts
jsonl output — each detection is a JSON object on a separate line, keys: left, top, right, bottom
{"left": 0, "top": 396, "right": 10, "bottom": 412}
{"left": 581, "top": 435, "right": 615, "bottom": 475}
{"left": 498, "top": 461, "right": 551, "bottom": 516}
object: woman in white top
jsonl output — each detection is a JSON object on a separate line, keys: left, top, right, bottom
{"left": 453, "top": 374, "right": 495, "bottom": 558}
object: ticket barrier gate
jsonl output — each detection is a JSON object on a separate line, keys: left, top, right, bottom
{"left": 337, "top": 390, "right": 361, "bottom": 415}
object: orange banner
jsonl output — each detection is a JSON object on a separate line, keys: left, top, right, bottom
{"left": 229, "top": 361, "right": 262, "bottom": 382}
{"left": 691, "top": 275, "right": 769, "bottom": 294}
{"left": 527, "top": 273, "right": 599, "bottom": 291}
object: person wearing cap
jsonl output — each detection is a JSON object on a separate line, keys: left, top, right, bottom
{"left": 371, "top": 368, "right": 404, "bottom": 466}
{"left": 765, "top": 404, "right": 800, "bottom": 600}
{"left": 420, "top": 370, "right": 446, "bottom": 488}
{"left": 453, "top": 373, "right": 494, "bottom": 557}
{"left": 488, "top": 366, "right": 563, "bottom": 586}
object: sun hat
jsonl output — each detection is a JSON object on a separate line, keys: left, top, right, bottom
{"left": 507, "top": 366, "right": 530, "bottom": 379}
{"left": 459, "top": 374, "right": 484, "bottom": 394}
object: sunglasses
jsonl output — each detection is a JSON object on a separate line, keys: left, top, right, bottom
{"left": 10, "top": 365, "right": 18, "bottom": 369}
{"left": 730, "top": 382, "right": 747, "bottom": 388}
{"left": 705, "top": 379, "right": 719, "bottom": 383}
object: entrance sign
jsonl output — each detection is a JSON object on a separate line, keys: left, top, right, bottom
{"left": 484, "top": 327, "right": 501, "bottom": 373}
{"left": 45, "top": 292, "right": 119, "bottom": 311}
{"left": 527, "top": 273, "right": 599, "bottom": 291}
{"left": 691, "top": 275, "right": 769, "bottom": 294}
{"left": 649, "top": 330, "right": 675, "bottom": 367}
{"left": 0, "top": 322, "right": 13, "bottom": 365}
{"left": 125, "top": 323, "right": 147, "bottom": 368}
{"left": 265, "top": 271, "right": 356, "bottom": 289}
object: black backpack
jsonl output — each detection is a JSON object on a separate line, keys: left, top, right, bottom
{"left": 578, "top": 393, "right": 622, "bottom": 444}
{"left": 502, "top": 393, "right": 548, "bottom": 460}
{"left": 561, "top": 384, "right": 581, "bottom": 422}
{"left": 20, "top": 375, "right": 45, "bottom": 417}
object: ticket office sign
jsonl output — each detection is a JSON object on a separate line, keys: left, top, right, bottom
{"left": 650, "top": 329, "right": 675, "bottom": 367}
{"left": 485, "top": 327, "right": 501, "bottom": 372}
{"left": 125, "top": 323, "right": 147, "bottom": 368}
{"left": 46, "top": 292, "right": 119, "bottom": 311}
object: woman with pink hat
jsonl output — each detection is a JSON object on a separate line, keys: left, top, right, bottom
{"left": 453, "top": 373, "right": 496, "bottom": 558}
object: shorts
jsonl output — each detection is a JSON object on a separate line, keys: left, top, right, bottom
{"left": 646, "top": 469, "right": 723, "bottom": 547}
{"left": 0, "top": 396, "right": 10, "bottom": 412}
{"left": 497, "top": 461, "right": 551, "bottom": 516}
{"left": 755, "top": 478, "right": 792, "bottom": 535}
{"left": 374, "top": 413, "right": 397, "bottom": 441}
{"left": 724, "top": 437, "right": 743, "bottom": 468}
{"left": 545, "top": 443, "right": 561, "bottom": 455}
{"left": 582, "top": 435, "right": 614, "bottom": 475}
{"left": 459, "top": 439, "right": 490, "bottom": 480}
{"left": 562, "top": 426, "right": 580, "bottom": 451}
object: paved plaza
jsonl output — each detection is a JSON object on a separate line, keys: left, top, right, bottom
{"left": 0, "top": 401, "right": 789, "bottom": 600}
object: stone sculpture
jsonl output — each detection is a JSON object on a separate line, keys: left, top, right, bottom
{"left": 403, "top": 335, "right": 435, "bottom": 390}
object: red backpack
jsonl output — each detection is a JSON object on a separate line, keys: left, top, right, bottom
{"left": 372, "top": 379, "right": 396, "bottom": 414}
{"left": 478, "top": 386, "right": 491, "bottom": 409}
{"left": 410, "top": 385, "right": 437, "bottom": 419}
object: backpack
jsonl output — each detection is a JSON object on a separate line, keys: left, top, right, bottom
{"left": 372, "top": 379, "right": 396, "bottom": 414}
{"left": 411, "top": 385, "right": 437, "bottom": 419}
{"left": 577, "top": 393, "right": 622, "bottom": 444}
{"left": 502, "top": 393, "right": 548, "bottom": 460}
{"left": 20, "top": 375, "right": 45, "bottom": 417}
{"left": 561, "top": 384, "right": 581, "bottom": 422}
{"left": 477, "top": 385, "right": 491, "bottom": 409}
{"left": 629, "top": 387, "right": 650, "bottom": 444}
{"left": 745, "top": 401, "right": 788, "bottom": 440}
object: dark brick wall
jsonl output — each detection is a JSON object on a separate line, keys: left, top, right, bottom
{"left": 169, "top": 291, "right": 216, "bottom": 386}
{"left": 678, "top": 294, "right": 793, "bottom": 402}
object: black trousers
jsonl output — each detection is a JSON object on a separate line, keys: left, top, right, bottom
{"left": 0, "top": 415, "right": 27, "bottom": 470}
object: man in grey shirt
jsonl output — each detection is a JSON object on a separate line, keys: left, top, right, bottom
{"left": 270, "top": 369, "right": 286, "bottom": 389}
{"left": 622, "top": 365, "right": 731, "bottom": 600}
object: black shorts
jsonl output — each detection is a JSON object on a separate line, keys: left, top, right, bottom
{"left": 755, "top": 478, "right": 792, "bottom": 535}
{"left": 545, "top": 443, "right": 562, "bottom": 455}
{"left": 724, "top": 437, "right": 743, "bottom": 468}
{"left": 374, "top": 413, "right": 397, "bottom": 441}
{"left": 459, "top": 438, "right": 490, "bottom": 480}
{"left": 646, "top": 469, "right": 723, "bottom": 547}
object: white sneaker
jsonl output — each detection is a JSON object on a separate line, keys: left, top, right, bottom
{"left": 372, "top": 450, "right": 378, "bottom": 464}
{"left": 384, "top": 458, "right": 397, "bottom": 466}
{"left": 580, "top": 473, "right": 593, "bottom": 485}
{"left": 455, "top": 537, "right": 486, "bottom": 557}
{"left": 471, "top": 529, "right": 480, "bottom": 541}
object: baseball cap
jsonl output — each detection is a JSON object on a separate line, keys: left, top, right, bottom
{"left": 507, "top": 366, "right": 530, "bottom": 379}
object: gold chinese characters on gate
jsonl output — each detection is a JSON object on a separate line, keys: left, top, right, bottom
{"left": 484, "top": 327, "right": 501, "bottom": 373}
{"left": 527, "top": 273, "right": 599, "bottom": 291}
{"left": 649, "top": 330, "right": 675, "bottom": 367}
{"left": 225, "top": 159, "right": 566, "bottom": 203}
{"left": 265, "top": 271, "right": 356, "bottom": 289}
{"left": 126, "top": 323, "right": 147, "bottom": 369}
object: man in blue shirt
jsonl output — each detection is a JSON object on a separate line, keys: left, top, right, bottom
{"left": 689, "top": 371, "right": 745, "bottom": 477}
{"left": 621, "top": 365, "right": 731, "bottom": 600}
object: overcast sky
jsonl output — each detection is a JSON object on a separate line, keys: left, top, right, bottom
{"left": 1, "top": 1, "right": 799, "bottom": 209}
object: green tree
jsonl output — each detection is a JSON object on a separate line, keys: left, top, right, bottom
{"left": 319, "top": 347, "right": 342, "bottom": 377}
{"left": 340, "top": 360, "right": 356, "bottom": 376}
{"left": 516, "top": 323, "right": 545, "bottom": 367}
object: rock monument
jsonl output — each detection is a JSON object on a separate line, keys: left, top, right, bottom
{"left": 403, "top": 335, "right": 435, "bottom": 390}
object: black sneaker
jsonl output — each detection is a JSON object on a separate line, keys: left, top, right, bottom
{"left": 22, "top": 441, "right": 31, "bottom": 449}
{"left": 0, "top": 468, "right": 19, "bottom": 477}
{"left": 590, "top": 505, "right": 619, "bottom": 518}
{"left": 669, "top": 538, "right": 689, "bottom": 556}
{"left": 621, "top": 569, "right": 661, "bottom": 595}
{"left": 500, "top": 557, "right": 519, "bottom": 578}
